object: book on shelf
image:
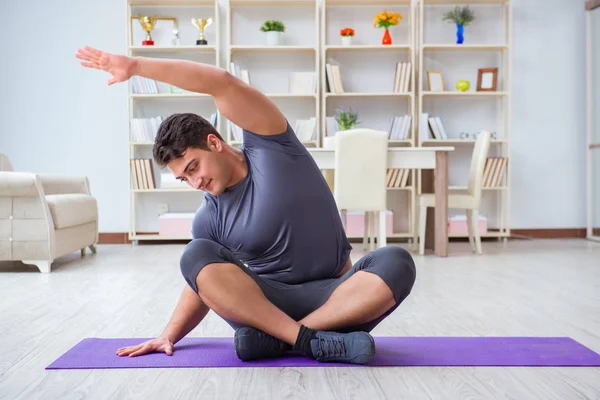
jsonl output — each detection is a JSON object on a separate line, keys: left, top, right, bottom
{"left": 293, "top": 117, "right": 317, "bottom": 141}
{"left": 289, "top": 72, "right": 316, "bottom": 95}
{"left": 229, "top": 62, "right": 250, "bottom": 85}
{"left": 420, "top": 114, "right": 448, "bottom": 140}
{"left": 393, "top": 62, "right": 412, "bottom": 93}
{"left": 132, "top": 77, "right": 158, "bottom": 94}
{"left": 388, "top": 115, "right": 412, "bottom": 140}
{"left": 386, "top": 168, "right": 411, "bottom": 188}
{"left": 325, "top": 63, "right": 344, "bottom": 93}
{"left": 482, "top": 157, "right": 507, "bottom": 187}
{"left": 130, "top": 158, "right": 156, "bottom": 190}
{"left": 325, "top": 117, "right": 339, "bottom": 137}
{"left": 130, "top": 116, "right": 164, "bottom": 142}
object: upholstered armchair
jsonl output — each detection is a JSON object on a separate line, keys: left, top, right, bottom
{"left": 0, "top": 153, "right": 98, "bottom": 272}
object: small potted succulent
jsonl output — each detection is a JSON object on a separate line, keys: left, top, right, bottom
{"left": 442, "top": 6, "right": 475, "bottom": 44}
{"left": 335, "top": 106, "right": 360, "bottom": 131}
{"left": 260, "top": 20, "right": 286, "bottom": 46}
{"left": 340, "top": 27, "right": 355, "bottom": 46}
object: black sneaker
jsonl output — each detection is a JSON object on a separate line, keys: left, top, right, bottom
{"left": 234, "top": 327, "right": 291, "bottom": 361}
{"left": 310, "top": 331, "right": 376, "bottom": 364}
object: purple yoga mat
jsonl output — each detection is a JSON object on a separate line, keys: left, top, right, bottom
{"left": 46, "top": 337, "right": 600, "bottom": 370}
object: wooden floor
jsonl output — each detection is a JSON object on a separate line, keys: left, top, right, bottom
{"left": 1, "top": 239, "right": 600, "bottom": 399}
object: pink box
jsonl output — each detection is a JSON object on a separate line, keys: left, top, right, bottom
{"left": 344, "top": 211, "right": 393, "bottom": 237}
{"left": 448, "top": 215, "right": 487, "bottom": 235}
{"left": 159, "top": 213, "right": 195, "bottom": 237}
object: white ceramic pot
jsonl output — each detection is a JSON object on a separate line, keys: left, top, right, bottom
{"left": 266, "top": 31, "right": 282, "bottom": 46}
{"left": 341, "top": 36, "right": 352, "bottom": 46}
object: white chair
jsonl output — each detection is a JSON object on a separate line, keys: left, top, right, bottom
{"left": 330, "top": 129, "right": 389, "bottom": 249}
{"left": 416, "top": 130, "right": 491, "bottom": 255}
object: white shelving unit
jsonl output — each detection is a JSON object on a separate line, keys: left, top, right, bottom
{"left": 321, "top": 0, "right": 417, "bottom": 240}
{"left": 417, "top": 0, "right": 512, "bottom": 239}
{"left": 126, "top": 0, "right": 220, "bottom": 242}
{"left": 226, "top": 0, "right": 320, "bottom": 147}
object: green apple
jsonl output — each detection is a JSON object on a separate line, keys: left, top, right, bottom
{"left": 456, "top": 80, "right": 470, "bottom": 92}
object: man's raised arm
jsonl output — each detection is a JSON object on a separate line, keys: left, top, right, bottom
{"left": 76, "top": 46, "right": 287, "bottom": 136}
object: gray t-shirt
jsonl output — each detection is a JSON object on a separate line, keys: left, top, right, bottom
{"left": 191, "top": 121, "right": 352, "bottom": 284}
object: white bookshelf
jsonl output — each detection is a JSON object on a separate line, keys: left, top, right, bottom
{"left": 226, "top": 0, "right": 320, "bottom": 147}
{"left": 321, "top": 0, "right": 417, "bottom": 240}
{"left": 126, "top": 0, "right": 221, "bottom": 242}
{"left": 417, "top": 0, "right": 512, "bottom": 239}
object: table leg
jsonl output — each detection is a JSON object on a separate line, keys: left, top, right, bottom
{"left": 434, "top": 151, "right": 449, "bottom": 257}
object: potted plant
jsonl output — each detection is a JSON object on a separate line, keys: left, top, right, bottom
{"left": 442, "top": 6, "right": 475, "bottom": 44}
{"left": 335, "top": 106, "right": 360, "bottom": 131}
{"left": 340, "top": 28, "right": 355, "bottom": 46}
{"left": 260, "top": 20, "right": 286, "bottom": 46}
{"left": 374, "top": 9, "right": 403, "bottom": 45}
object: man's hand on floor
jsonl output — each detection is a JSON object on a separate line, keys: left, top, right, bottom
{"left": 116, "top": 336, "right": 174, "bottom": 357}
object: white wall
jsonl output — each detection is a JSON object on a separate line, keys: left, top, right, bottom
{"left": 0, "top": 0, "right": 587, "bottom": 232}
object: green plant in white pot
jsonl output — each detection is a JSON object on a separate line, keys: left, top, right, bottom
{"left": 260, "top": 20, "right": 286, "bottom": 46}
{"left": 335, "top": 106, "right": 360, "bottom": 131}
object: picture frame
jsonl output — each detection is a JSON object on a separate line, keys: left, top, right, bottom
{"left": 427, "top": 70, "right": 444, "bottom": 92}
{"left": 477, "top": 68, "right": 498, "bottom": 91}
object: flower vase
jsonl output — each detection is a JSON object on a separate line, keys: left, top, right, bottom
{"left": 382, "top": 28, "right": 392, "bottom": 45}
{"left": 456, "top": 24, "right": 464, "bottom": 44}
{"left": 341, "top": 36, "right": 352, "bottom": 46}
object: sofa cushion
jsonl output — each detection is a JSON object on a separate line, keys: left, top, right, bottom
{"left": 45, "top": 194, "right": 97, "bottom": 229}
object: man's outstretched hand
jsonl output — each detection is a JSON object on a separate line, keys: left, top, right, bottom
{"left": 116, "top": 337, "right": 174, "bottom": 357}
{"left": 76, "top": 46, "right": 135, "bottom": 86}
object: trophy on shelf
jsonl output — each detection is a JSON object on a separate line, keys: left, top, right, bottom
{"left": 139, "top": 16, "right": 158, "bottom": 46}
{"left": 191, "top": 17, "right": 213, "bottom": 45}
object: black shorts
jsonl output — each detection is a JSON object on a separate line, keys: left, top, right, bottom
{"left": 180, "top": 239, "right": 416, "bottom": 333}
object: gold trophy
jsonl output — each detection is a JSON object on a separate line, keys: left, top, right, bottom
{"left": 139, "top": 16, "right": 158, "bottom": 46}
{"left": 192, "top": 17, "right": 212, "bottom": 45}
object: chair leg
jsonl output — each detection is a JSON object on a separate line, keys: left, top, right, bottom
{"left": 22, "top": 260, "right": 51, "bottom": 273}
{"left": 418, "top": 206, "right": 427, "bottom": 255}
{"left": 81, "top": 248, "right": 86, "bottom": 256}
{"left": 471, "top": 209, "right": 483, "bottom": 254}
{"left": 378, "top": 210, "right": 387, "bottom": 248}
{"left": 363, "top": 211, "right": 369, "bottom": 251}
{"left": 369, "top": 212, "right": 377, "bottom": 251}
{"left": 466, "top": 209, "right": 476, "bottom": 252}
{"left": 89, "top": 244, "right": 97, "bottom": 254}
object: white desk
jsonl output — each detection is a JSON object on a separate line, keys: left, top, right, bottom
{"left": 308, "top": 147, "right": 455, "bottom": 257}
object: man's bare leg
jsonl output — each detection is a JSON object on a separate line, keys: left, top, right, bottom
{"left": 299, "top": 271, "right": 396, "bottom": 331}
{"left": 195, "top": 262, "right": 300, "bottom": 345}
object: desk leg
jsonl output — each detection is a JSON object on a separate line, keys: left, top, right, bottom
{"left": 434, "top": 152, "right": 449, "bottom": 257}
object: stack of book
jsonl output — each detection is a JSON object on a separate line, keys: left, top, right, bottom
{"left": 386, "top": 169, "right": 411, "bottom": 188}
{"left": 132, "top": 77, "right": 158, "bottom": 94}
{"left": 392, "top": 62, "right": 412, "bottom": 93}
{"left": 482, "top": 157, "right": 508, "bottom": 187}
{"left": 289, "top": 72, "right": 316, "bottom": 95}
{"left": 325, "top": 63, "right": 345, "bottom": 93}
{"left": 130, "top": 158, "right": 156, "bottom": 190}
{"left": 130, "top": 117, "right": 164, "bottom": 142}
{"left": 388, "top": 115, "right": 412, "bottom": 140}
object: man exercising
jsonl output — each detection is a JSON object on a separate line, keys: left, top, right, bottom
{"left": 76, "top": 46, "right": 416, "bottom": 364}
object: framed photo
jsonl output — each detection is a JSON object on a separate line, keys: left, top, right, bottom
{"left": 477, "top": 68, "right": 498, "bottom": 91}
{"left": 427, "top": 70, "right": 444, "bottom": 92}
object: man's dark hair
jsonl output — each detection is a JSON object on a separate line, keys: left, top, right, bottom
{"left": 153, "top": 113, "right": 224, "bottom": 167}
